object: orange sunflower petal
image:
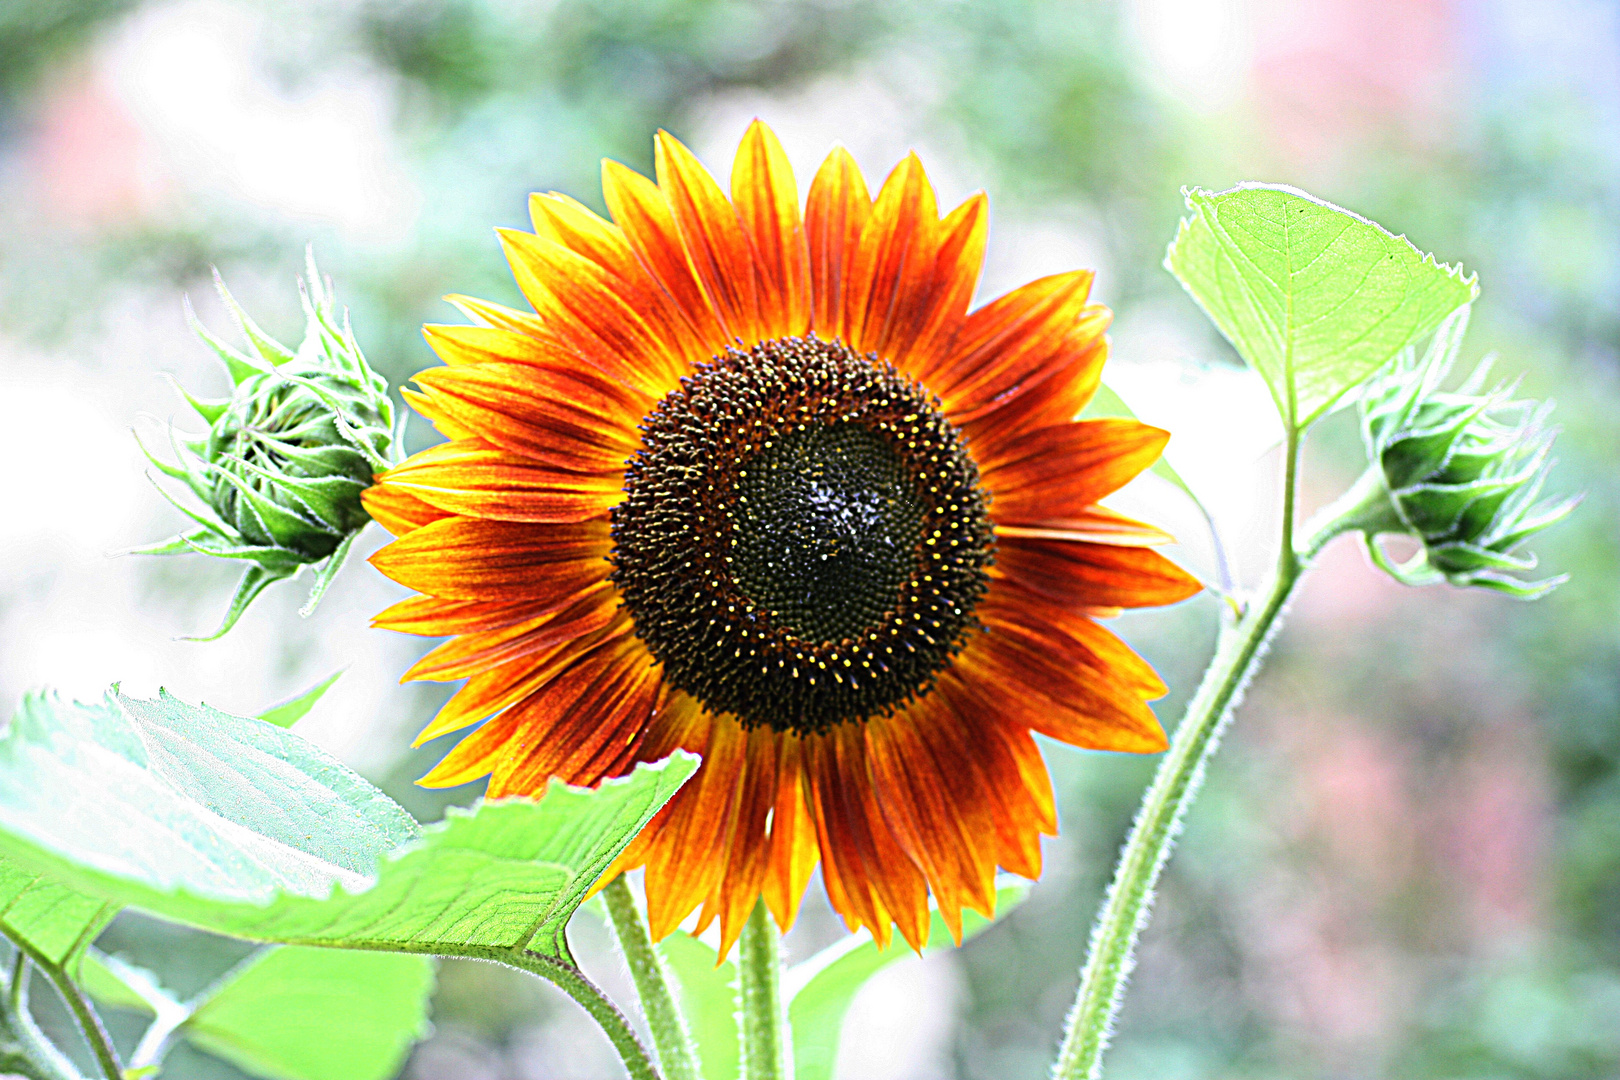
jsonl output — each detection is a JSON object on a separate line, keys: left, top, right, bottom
{"left": 372, "top": 593, "right": 549, "bottom": 636}
{"left": 980, "top": 418, "right": 1169, "bottom": 521}
{"left": 369, "top": 516, "right": 611, "bottom": 603}
{"left": 732, "top": 120, "right": 811, "bottom": 339}
{"left": 361, "top": 481, "right": 451, "bottom": 537}
{"left": 760, "top": 734, "right": 819, "bottom": 930}
{"left": 377, "top": 439, "right": 622, "bottom": 524}
{"left": 655, "top": 129, "right": 763, "bottom": 345}
{"left": 410, "top": 363, "right": 643, "bottom": 472}
{"left": 804, "top": 146, "right": 872, "bottom": 340}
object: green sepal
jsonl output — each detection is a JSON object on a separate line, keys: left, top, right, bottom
{"left": 185, "top": 296, "right": 273, "bottom": 387}
{"left": 188, "top": 564, "right": 297, "bottom": 641}
{"left": 212, "top": 269, "right": 297, "bottom": 368}
{"left": 300, "top": 532, "right": 357, "bottom": 618}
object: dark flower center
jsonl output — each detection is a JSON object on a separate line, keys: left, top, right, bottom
{"left": 610, "top": 335, "right": 995, "bottom": 735}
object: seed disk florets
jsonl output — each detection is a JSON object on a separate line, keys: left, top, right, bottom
{"left": 611, "top": 335, "right": 995, "bottom": 734}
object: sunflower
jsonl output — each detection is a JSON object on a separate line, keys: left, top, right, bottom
{"left": 366, "top": 121, "right": 1201, "bottom": 956}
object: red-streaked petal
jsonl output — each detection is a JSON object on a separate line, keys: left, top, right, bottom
{"left": 806, "top": 726, "right": 931, "bottom": 949}
{"left": 378, "top": 440, "right": 622, "bottom": 524}
{"left": 602, "top": 158, "right": 731, "bottom": 353}
{"left": 410, "top": 363, "right": 642, "bottom": 472}
{"left": 530, "top": 191, "right": 719, "bottom": 374}
{"left": 992, "top": 504, "right": 1173, "bottom": 547}
{"left": 488, "top": 636, "right": 662, "bottom": 795}
{"left": 702, "top": 725, "right": 780, "bottom": 959}
{"left": 980, "top": 418, "right": 1169, "bottom": 518}
{"left": 931, "top": 270, "right": 1096, "bottom": 409}
{"left": 933, "top": 672, "right": 1051, "bottom": 877}
{"left": 954, "top": 329, "right": 1108, "bottom": 461}
{"left": 899, "top": 192, "right": 989, "bottom": 376}
{"left": 369, "top": 516, "right": 611, "bottom": 602}
{"left": 992, "top": 533, "right": 1202, "bottom": 609}
{"left": 866, "top": 701, "right": 997, "bottom": 941}
{"left": 954, "top": 622, "right": 1167, "bottom": 753}
{"left": 643, "top": 717, "right": 750, "bottom": 939}
{"left": 803, "top": 146, "right": 871, "bottom": 341}
{"left": 732, "top": 120, "right": 811, "bottom": 339}
{"left": 412, "top": 614, "right": 634, "bottom": 747}
{"left": 655, "top": 129, "right": 763, "bottom": 344}
{"left": 497, "top": 227, "right": 686, "bottom": 397}
{"left": 403, "top": 583, "right": 618, "bottom": 683}
{"left": 842, "top": 153, "right": 939, "bottom": 366}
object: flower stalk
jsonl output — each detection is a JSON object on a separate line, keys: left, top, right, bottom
{"left": 739, "top": 899, "right": 792, "bottom": 1080}
{"left": 1053, "top": 432, "right": 1391, "bottom": 1080}
{"left": 603, "top": 875, "right": 701, "bottom": 1080}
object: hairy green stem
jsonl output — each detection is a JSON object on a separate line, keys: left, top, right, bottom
{"left": 1053, "top": 444, "right": 1391, "bottom": 1080}
{"left": 603, "top": 876, "right": 700, "bottom": 1080}
{"left": 496, "top": 948, "right": 664, "bottom": 1080}
{"left": 738, "top": 899, "right": 791, "bottom": 1080}
{"left": 0, "top": 930, "right": 121, "bottom": 1080}
{"left": 0, "top": 951, "right": 79, "bottom": 1080}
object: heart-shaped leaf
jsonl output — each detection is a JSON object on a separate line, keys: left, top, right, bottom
{"left": 1166, "top": 184, "right": 1477, "bottom": 431}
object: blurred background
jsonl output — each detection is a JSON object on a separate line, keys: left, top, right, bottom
{"left": 1, "top": 0, "right": 1617, "bottom": 1077}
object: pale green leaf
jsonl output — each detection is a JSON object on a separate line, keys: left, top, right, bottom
{"left": 80, "top": 950, "right": 168, "bottom": 1015}
{"left": 786, "top": 883, "right": 1029, "bottom": 1080}
{"left": 1165, "top": 183, "right": 1477, "bottom": 430}
{"left": 659, "top": 932, "right": 739, "bottom": 1080}
{"left": 185, "top": 947, "right": 434, "bottom": 1080}
{"left": 84, "top": 944, "right": 433, "bottom": 1080}
{"left": 0, "top": 688, "right": 696, "bottom": 961}
{"left": 257, "top": 672, "right": 343, "bottom": 729}
{"left": 0, "top": 855, "right": 114, "bottom": 966}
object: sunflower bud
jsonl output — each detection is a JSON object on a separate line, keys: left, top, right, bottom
{"left": 1354, "top": 307, "right": 1578, "bottom": 599}
{"left": 134, "top": 251, "right": 397, "bottom": 637}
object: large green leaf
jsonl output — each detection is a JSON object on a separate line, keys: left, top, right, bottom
{"left": 786, "top": 883, "right": 1028, "bottom": 1080}
{"left": 0, "top": 856, "right": 115, "bottom": 966}
{"left": 0, "top": 677, "right": 352, "bottom": 967}
{"left": 84, "top": 945, "right": 434, "bottom": 1080}
{"left": 659, "top": 931, "right": 740, "bottom": 1080}
{"left": 0, "top": 689, "right": 697, "bottom": 961}
{"left": 185, "top": 947, "right": 434, "bottom": 1080}
{"left": 1165, "top": 184, "right": 1477, "bottom": 431}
